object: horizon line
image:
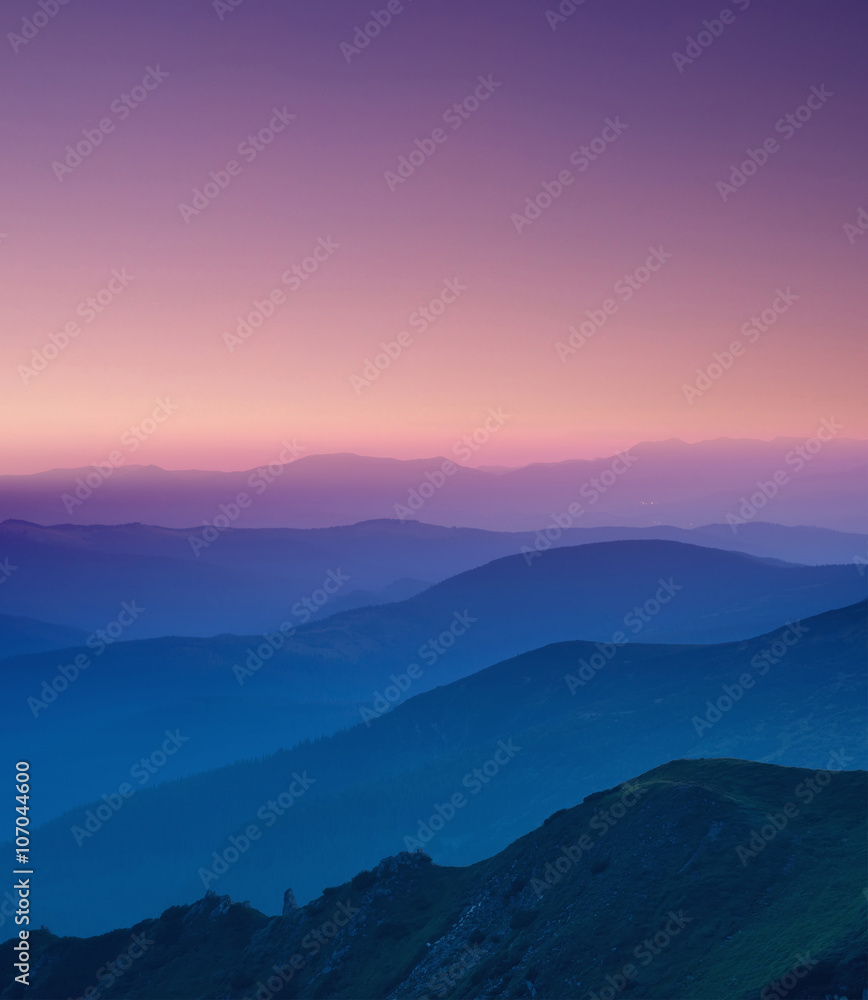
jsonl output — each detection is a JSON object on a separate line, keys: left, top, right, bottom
{"left": 3, "top": 433, "right": 867, "bottom": 479}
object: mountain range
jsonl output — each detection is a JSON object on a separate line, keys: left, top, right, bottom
{"left": 0, "top": 516, "right": 864, "bottom": 645}
{"left": 15, "top": 600, "right": 865, "bottom": 938}
{"left": 1, "top": 437, "right": 865, "bottom": 531}
{"left": 4, "top": 541, "right": 865, "bottom": 819}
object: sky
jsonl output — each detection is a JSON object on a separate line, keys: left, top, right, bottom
{"left": 1, "top": 0, "right": 866, "bottom": 473}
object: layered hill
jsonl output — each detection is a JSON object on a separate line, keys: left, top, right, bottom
{"left": 16, "top": 602, "right": 865, "bottom": 938}
{"left": 0, "top": 613, "right": 87, "bottom": 660}
{"left": 4, "top": 542, "right": 865, "bottom": 817}
{"left": 4, "top": 758, "right": 864, "bottom": 1000}
{"left": 1, "top": 517, "right": 863, "bottom": 643}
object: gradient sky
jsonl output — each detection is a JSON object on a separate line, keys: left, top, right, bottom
{"left": 2, "top": 0, "right": 866, "bottom": 472}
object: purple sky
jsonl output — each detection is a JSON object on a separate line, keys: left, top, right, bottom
{"left": 2, "top": 0, "right": 866, "bottom": 471}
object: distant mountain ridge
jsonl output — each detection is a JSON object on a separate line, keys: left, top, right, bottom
{"left": 0, "top": 517, "right": 863, "bottom": 644}
{"left": 0, "top": 613, "right": 88, "bottom": 660}
{"left": 1, "top": 436, "right": 865, "bottom": 530}
{"left": 4, "top": 540, "right": 865, "bottom": 818}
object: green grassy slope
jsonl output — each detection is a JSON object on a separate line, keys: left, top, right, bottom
{"left": 3, "top": 758, "right": 864, "bottom": 1000}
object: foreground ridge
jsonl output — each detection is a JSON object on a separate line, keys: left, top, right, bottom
{"left": 3, "top": 757, "right": 865, "bottom": 999}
